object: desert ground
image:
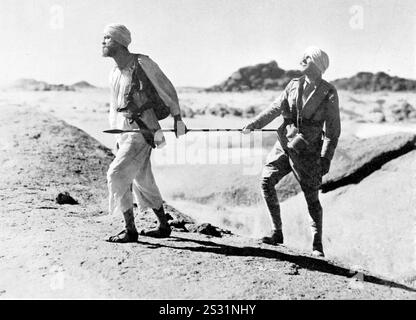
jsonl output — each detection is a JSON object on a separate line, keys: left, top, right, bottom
{"left": 0, "top": 87, "right": 415, "bottom": 299}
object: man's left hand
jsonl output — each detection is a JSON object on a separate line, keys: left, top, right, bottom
{"left": 241, "top": 123, "right": 255, "bottom": 134}
{"left": 174, "top": 115, "right": 187, "bottom": 138}
{"left": 320, "top": 157, "right": 331, "bottom": 176}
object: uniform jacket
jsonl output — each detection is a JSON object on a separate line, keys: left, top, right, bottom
{"left": 248, "top": 76, "right": 341, "bottom": 161}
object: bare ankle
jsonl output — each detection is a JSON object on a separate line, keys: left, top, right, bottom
{"left": 152, "top": 206, "right": 169, "bottom": 228}
{"left": 123, "top": 208, "right": 137, "bottom": 233}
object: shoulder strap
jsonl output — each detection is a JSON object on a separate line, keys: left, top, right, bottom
{"left": 302, "top": 81, "right": 332, "bottom": 116}
{"left": 294, "top": 77, "right": 305, "bottom": 128}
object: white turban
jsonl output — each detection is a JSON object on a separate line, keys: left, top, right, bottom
{"left": 304, "top": 46, "right": 329, "bottom": 74}
{"left": 103, "top": 23, "right": 131, "bottom": 48}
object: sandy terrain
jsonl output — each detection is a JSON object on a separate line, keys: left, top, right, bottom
{"left": 1, "top": 105, "right": 415, "bottom": 299}
{"left": 1, "top": 88, "right": 416, "bottom": 298}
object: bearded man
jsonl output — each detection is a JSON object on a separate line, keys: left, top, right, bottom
{"left": 102, "top": 23, "right": 186, "bottom": 243}
{"left": 242, "top": 46, "right": 341, "bottom": 257}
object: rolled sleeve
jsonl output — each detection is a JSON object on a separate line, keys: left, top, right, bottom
{"left": 321, "top": 89, "right": 341, "bottom": 161}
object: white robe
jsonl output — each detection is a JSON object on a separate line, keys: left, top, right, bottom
{"left": 107, "top": 59, "right": 164, "bottom": 215}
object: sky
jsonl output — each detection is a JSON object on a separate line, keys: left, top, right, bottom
{"left": 1, "top": 0, "right": 415, "bottom": 87}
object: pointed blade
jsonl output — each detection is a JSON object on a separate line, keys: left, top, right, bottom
{"left": 103, "top": 129, "right": 129, "bottom": 134}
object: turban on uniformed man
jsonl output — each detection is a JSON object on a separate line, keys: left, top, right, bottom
{"left": 303, "top": 46, "right": 329, "bottom": 74}
{"left": 103, "top": 23, "right": 132, "bottom": 48}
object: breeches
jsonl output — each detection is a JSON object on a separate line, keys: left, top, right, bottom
{"left": 262, "top": 147, "right": 322, "bottom": 194}
{"left": 261, "top": 149, "right": 323, "bottom": 249}
{"left": 107, "top": 133, "right": 163, "bottom": 216}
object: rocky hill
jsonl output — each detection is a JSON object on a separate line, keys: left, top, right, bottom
{"left": 207, "top": 61, "right": 302, "bottom": 92}
{"left": 332, "top": 72, "right": 416, "bottom": 91}
{"left": 207, "top": 62, "right": 416, "bottom": 92}
{"left": 71, "top": 81, "right": 96, "bottom": 89}
{"left": 10, "top": 78, "right": 95, "bottom": 91}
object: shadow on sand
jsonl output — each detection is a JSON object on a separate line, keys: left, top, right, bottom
{"left": 137, "top": 235, "right": 416, "bottom": 293}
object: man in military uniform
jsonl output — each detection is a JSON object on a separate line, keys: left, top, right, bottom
{"left": 242, "top": 46, "right": 341, "bottom": 257}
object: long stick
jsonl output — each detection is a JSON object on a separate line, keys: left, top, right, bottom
{"left": 103, "top": 128, "right": 277, "bottom": 134}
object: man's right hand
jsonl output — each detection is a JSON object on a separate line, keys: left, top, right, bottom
{"left": 174, "top": 115, "right": 188, "bottom": 138}
{"left": 241, "top": 123, "right": 255, "bottom": 134}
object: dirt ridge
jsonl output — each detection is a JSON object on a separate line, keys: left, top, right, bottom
{"left": 322, "top": 134, "right": 416, "bottom": 192}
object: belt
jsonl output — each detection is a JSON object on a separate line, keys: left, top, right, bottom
{"left": 298, "top": 118, "right": 323, "bottom": 128}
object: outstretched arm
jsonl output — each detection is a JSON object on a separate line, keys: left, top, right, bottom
{"left": 242, "top": 82, "right": 291, "bottom": 131}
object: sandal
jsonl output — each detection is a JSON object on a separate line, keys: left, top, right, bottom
{"left": 140, "top": 226, "right": 172, "bottom": 238}
{"left": 107, "top": 229, "right": 138, "bottom": 243}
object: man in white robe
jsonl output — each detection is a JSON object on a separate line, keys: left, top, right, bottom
{"left": 102, "top": 23, "right": 186, "bottom": 242}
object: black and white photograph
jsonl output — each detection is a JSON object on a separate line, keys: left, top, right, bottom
{"left": 0, "top": 0, "right": 415, "bottom": 303}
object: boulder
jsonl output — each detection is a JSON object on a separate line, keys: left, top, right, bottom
{"left": 56, "top": 192, "right": 79, "bottom": 205}
{"left": 187, "top": 223, "right": 231, "bottom": 237}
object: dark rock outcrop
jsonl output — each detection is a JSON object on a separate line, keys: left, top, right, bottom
{"left": 331, "top": 72, "right": 416, "bottom": 91}
{"left": 207, "top": 61, "right": 302, "bottom": 92}
{"left": 208, "top": 62, "right": 416, "bottom": 92}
